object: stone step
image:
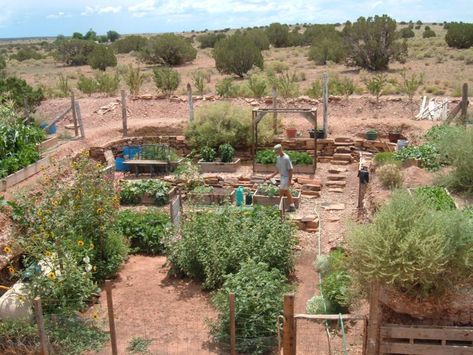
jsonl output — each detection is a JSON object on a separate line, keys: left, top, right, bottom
{"left": 333, "top": 153, "right": 353, "bottom": 161}
{"left": 301, "top": 191, "right": 321, "bottom": 197}
{"left": 328, "top": 188, "right": 344, "bottom": 193}
{"left": 331, "top": 160, "right": 351, "bottom": 166}
{"left": 328, "top": 167, "right": 348, "bottom": 174}
{"left": 326, "top": 181, "right": 347, "bottom": 188}
{"left": 327, "top": 175, "right": 346, "bottom": 181}
{"left": 335, "top": 147, "right": 352, "bottom": 154}
{"left": 302, "top": 184, "right": 322, "bottom": 191}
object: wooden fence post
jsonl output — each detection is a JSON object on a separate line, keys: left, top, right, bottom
{"left": 322, "top": 73, "right": 329, "bottom": 138}
{"left": 75, "top": 102, "right": 85, "bottom": 139}
{"left": 461, "top": 83, "right": 469, "bottom": 126}
{"left": 34, "top": 297, "right": 49, "bottom": 355}
{"left": 229, "top": 293, "right": 236, "bottom": 355}
{"left": 70, "top": 91, "right": 78, "bottom": 137}
{"left": 272, "top": 86, "right": 278, "bottom": 134}
{"left": 187, "top": 83, "right": 194, "bottom": 123}
{"left": 105, "top": 280, "right": 118, "bottom": 355}
{"left": 366, "top": 281, "right": 382, "bottom": 355}
{"left": 121, "top": 90, "right": 128, "bottom": 137}
{"left": 283, "top": 293, "right": 296, "bottom": 355}
{"left": 24, "top": 97, "right": 30, "bottom": 123}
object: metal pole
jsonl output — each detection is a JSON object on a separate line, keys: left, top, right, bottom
{"left": 105, "top": 280, "right": 118, "bottom": 355}
{"left": 229, "top": 293, "right": 236, "bottom": 355}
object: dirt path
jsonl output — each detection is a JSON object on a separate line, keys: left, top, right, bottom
{"left": 95, "top": 256, "right": 218, "bottom": 355}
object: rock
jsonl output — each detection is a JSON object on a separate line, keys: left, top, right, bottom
{"left": 328, "top": 175, "right": 346, "bottom": 181}
{"left": 322, "top": 203, "right": 345, "bottom": 211}
{"left": 326, "top": 181, "right": 346, "bottom": 188}
{"left": 328, "top": 188, "right": 344, "bottom": 193}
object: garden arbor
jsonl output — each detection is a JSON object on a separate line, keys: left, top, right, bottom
{"left": 251, "top": 108, "right": 318, "bottom": 174}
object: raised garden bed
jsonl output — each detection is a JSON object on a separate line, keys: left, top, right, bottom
{"left": 254, "top": 149, "right": 315, "bottom": 174}
{"left": 37, "top": 135, "right": 58, "bottom": 153}
{"left": 253, "top": 163, "right": 314, "bottom": 174}
{"left": 198, "top": 158, "right": 241, "bottom": 173}
{"left": 253, "top": 188, "right": 301, "bottom": 209}
{"left": 187, "top": 187, "right": 235, "bottom": 205}
{"left": 119, "top": 180, "right": 176, "bottom": 206}
{"left": 0, "top": 156, "right": 51, "bottom": 192}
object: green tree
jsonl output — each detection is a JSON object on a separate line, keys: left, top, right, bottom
{"left": 243, "top": 28, "right": 270, "bottom": 50}
{"left": 87, "top": 45, "right": 117, "bottom": 71}
{"left": 399, "top": 27, "right": 415, "bottom": 38}
{"left": 153, "top": 67, "right": 180, "bottom": 96}
{"left": 84, "top": 29, "right": 97, "bottom": 41}
{"left": 399, "top": 71, "right": 424, "bottom": 103}
{"left": 54, "top": 39, "right": 98, "bottom": 66}
{"left": 197, "top": 32, "right": 226, "bottom": 49}
{"left": 112, "top": 35, "right": 148, "bottom": 53}
{"left": 72, "top": 32, "right": 83, "bottom": 40}
{"left": 141, "top": 34, "right": 197, "bottom": 65}
{"left": 266, "top": 23, "right": 290, "bottom": 48}
{"left": 343, "top": 15, "right": 408, "bottom": 70}
{"left": 364, "top": 73, "right": 389, "bottom": 103}
{"left": 213, "top": 34, "right": 263, "bottom": 77}
{"left": 445, "top": 23, "right": 473, "bottom": 48}
{"left": 308, "top": 30, "right": 345, "bottom": 65}
{"left": 107, "top": 30, "right": 120, "bottom": 42}
{"left": 423, "top": 28, "right": 436, "bottom": 38}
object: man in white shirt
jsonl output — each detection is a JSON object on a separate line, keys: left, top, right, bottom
{"left": 265, "top": 144, "right": 296, "bottom": 212}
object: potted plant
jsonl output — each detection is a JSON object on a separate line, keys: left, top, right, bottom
{"left": 285, "top": 125, "right": 297, "bottom": 139}
{"left": 308, "top": 129, "right": 325, "bottom": 139}
{"left": 198, "top": 144, "right": 241, "bottom": 173}
{"left": 366, "top": 129, "right": 378, "bottom": 141}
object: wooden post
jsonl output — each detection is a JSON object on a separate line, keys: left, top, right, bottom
{"left": 24, "top": 97, "right": 30, "bottom": 123}
{"left": 34, "top": 297, "right": 49, "bottom": 355}
{"left": 121, "top": 90, "right": 128, "bottom": 137}
{"left": 322, "top": 73, "right": 329, "bottom": 138}
{"left": 461, "top": 83, "right": 469, "bottom": 126}
{"left": 272, "top": 86, "right": 278, "bottom": 134}
{"left": 70, "top": 91, "right": 78, "bottom": 137}
{"left": 229, "top": 293, "right": 236, "bottom": 355}
{"left": 105, "top": 280, "right": 118, "bottom": 355}
{"left": 75, "top": 102, "right": 85, "bottom": 139}
{"left": 283, "top": 293, "right": 296, "bottom": 355}
{"left": 187, "top": 83, "right": 194, "bottom": 123}
{"left": 366, "top": 281, "right": 382, "bottom": 355}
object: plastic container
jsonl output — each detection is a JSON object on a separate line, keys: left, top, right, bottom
{"left": 115, "top": 157, "right": 129, "bottom": 172}
{"left": 366, "top": 130, "right": 378, "bottom": 140}
{"left": 47, "top": 122, "right": 57, "bottom": 135}
{"left": 123, "top": 146, "right": 141, "bottom": 159}
{"left": 235, "top": 186, "right": 245, "bottom": 207}
{"left": 397, "top": 139, "right": 409, "bottom": 151}
{"left": 245, "top": 192, "right": 253, "bottom": 206}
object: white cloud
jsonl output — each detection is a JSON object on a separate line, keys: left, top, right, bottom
{"left": 81, "top": 5, "right": 122, "bottom": 16}
{"left": 128, "top": 0, "right": 156, "bottom": 17}
{"left": 46, "top": 11, "right": 69, "bottom": 19}
{"left": 371, "top": 0, "right": 383, "bottom": 9}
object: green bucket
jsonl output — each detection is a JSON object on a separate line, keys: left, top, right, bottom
{"left": 366, "top": 130, "right": 378, "bottom": 140}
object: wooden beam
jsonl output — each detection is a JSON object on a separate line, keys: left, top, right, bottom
{"left": 461, "top": 83, "right": 469, "bottom": 126}
{"left": 294, "top": 314, "right": 367, "bottom": 321}
{"left": 71, "top": 91, "right": 78, "bottom": 137}
{"left": 75, "top": 102, "right": 85, "bottom": 139}
{"left": 34, "top": 297, "right": 49, "bottom": 355}
{"left": 187, "top": 83, "right": 194, "bottom": 123}
{"left": 272, "top": 85, "right": 278, "bottom": 134}
{"left": 121, "top": 90, "right": 128, "bottom": 137}
{"left": 229, "top": 293, "right": 236, "bottom": 355}
{"left": 283, "top": 294, "right": 296, "bottom": 355}
{"left": 105, "top": 280, "right": 118, "bottom": 355}
{"left": 323, "top": 73, "right": 329, "bottom": 138}
{"left": 366, "top": 281, "right": 382, "bottom": 355}
{"left": 46, "top": 106, "right": 72, "bottom": 132}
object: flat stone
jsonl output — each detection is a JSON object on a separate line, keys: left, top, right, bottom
{"left": 331, "top": 160, "right": 351, "bottom": 166}
{"left": 326, "top": 181, "right": 347, "bottom": 187}
{"left": 301, "top": 215, "right": 317, "bottom": 222}
{"left": 328, "top": 175, "right": 346, "bottom": 181}
{"left": 322, "top": 203, "right": 345, "bottom": 211}
{"left": 328, "top": 167, "right": 347, "bottom": 174}
{"left": 328, "top": 188, "right": 344, "bottom": 193}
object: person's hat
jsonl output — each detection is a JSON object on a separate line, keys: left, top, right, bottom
{"left": 273, "top": 144, "right": 282, "bottom": 151}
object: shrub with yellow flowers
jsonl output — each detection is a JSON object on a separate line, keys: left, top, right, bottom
{"left": 10, "top": 154, "right": 128, "bottom": 314}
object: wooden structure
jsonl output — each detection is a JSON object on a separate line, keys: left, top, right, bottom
{"left": 123, "top": 159, "right": 171, "bottom": 176}
{"left": 251, "top": 108, "right": 318, "bottom": 174}
{"left": 447, "top": 83, "right": 470, "bottom": 125}
{"left": 170, "top": 192, "right": 183, "bottom": 228}
{"left": 45, "top": 91, "right": 85, "bottom": 139}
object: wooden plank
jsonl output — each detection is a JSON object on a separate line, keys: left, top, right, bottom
{"left": 75, "top": 102, "right": 85, "bottom": 138}
{"left": 380, "top": 342, "right": 473, "bottom": 355}
{"left": 71, "top": 91, "right": 78, "bottom": 136}
{"left": 229, "top": 293, "right": 236, "bottom": 355}
{"left": 381, "top": 325, "right": 473, "bottom": 342}
{"left": 367, "top": 281, "right": 382, "bottom": 355}
{"left": 46, "top": 106, "right": 72, "bottom": 132}
{"left": 295, "top": 314, "right": 366, "bottom": 321}
{"left": 0, "top": 156, "right": 51, "bottom": 192}
{"left": 283, "top": 294, "right": 296, "bottom": 355}
{"left": 121, "top": 90, "right": 128, "bottom": 137}
{"left": 34, "top": 297, "right": 49, "bottom": 355}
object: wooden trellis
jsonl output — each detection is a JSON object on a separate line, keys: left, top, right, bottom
{"left": 251, "top": 108, "right": 318, "bottom": 174}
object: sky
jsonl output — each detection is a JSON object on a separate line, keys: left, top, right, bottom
{"left": 0, "top": 0, "right": 471, "bottom": 39}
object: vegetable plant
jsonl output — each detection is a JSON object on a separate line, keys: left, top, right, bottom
{"left": 119, "top": 179, "right": 170, "bottom": 206}
{"left": 218, "top": 143, "right": 235, "bottom": 163}
{"left": 394, "top": 143, "right": 441, "bottom": 171}
{"left": 255, "top": 149, "right": 313, "bottom": 166}
{"left": 200, "top": 146, "right": 216, "bottom": 162}
{"left": 415, "top": 186, "right": 456, "bottom": 211}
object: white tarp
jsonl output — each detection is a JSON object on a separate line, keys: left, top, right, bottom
{"left": 415, "top": 96, "right": 449, "bottom": 120}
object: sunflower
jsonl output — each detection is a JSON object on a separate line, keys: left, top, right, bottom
{"left": 77, "top": 240, "right": 85, "bottom": 247}
{"left": 92, "top": 311, "right": 99, "bottom": 320}
{"left": 7, "top": 266, "right": 15, "bottom": 274}
{"left": 3, "top": 246, "right": 12, "bottom": 254}
{"left": 96, "top": 207, "right": 104, "bottom": 214}
{"left": 89, "top": 242, "right": 95, "bottom": 250}
{"left": 44, "top": 251, "right": 52, "bottom": 258}
{"left": 47, "top": 272, "right": 56, "bottom": 280}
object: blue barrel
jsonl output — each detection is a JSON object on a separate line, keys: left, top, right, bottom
{"left": 47, "top": 122, "right": 57, "bottom": 135}
{"left": 115, "top": 157, "right": 129, "bottom": 172}
{"left": 123, "top": 146, "right": 141, "bottom": 159}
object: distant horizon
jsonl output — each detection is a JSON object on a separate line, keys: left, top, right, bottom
{"left": 0, "top": 0, "right": 471, "bottom": 39}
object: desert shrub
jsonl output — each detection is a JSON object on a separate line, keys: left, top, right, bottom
{"left": 153, "top": 67, "right": 180, "bottom": 96}
{"left": 266, "top": 23, "right": 290, "bottom": 48}
{"left": 247, "top": 74, "right": 267, "bottom": 98}
{"left": 268, "top": 71, "right": 299, "bottom": 98}
{"left": 306, "top": 80, "right": 323, "bottom": 98}
{"left": 437, "top": 127, "right": 473, "bottom": 194}
{"left": 343, "top": 15, "right": 408, "bottom": 70}
{"left": 303, "top": 24, "right": 340, "bottom": 45}
{"left": 141, "top": 34, "right": 196, "bottom": 65}
{"left": 55, "top": 74, "right": 71, "bottom": 97}
{"left": 348, "top": 191, "right": 473, "bottom": 298}
{"left": 119, "top": 179, "right": 171, "bottom": 206}
{"left": 197, "top": 32, "right": 226, "bottom": 48}
{"left": 124, "top": 64, "right": 145, "bottom": 96}
{"left": 364, "top": 73, "right": 389, "bottom": 103}
{"left": 77, "top": 72, "right": 119, "bottom": 95}
{"left": 191, "top": 70, "right": 206, "bottom": 95}
{"left": 77, "top": 75, "right": 98, "bottom": 95}
{"left": 213, "top": 33, "right": 263, "bottom": 77}
{"left": 167, "top": 205, "right": 296, "bottom": 290}
{"left": 399, "top": 28, "right": 415, "bottom": 39}
{"left": 423, "top": 29, "right": 436, "bottom": 38}
{"left": 215, "top": 77, "right": 240, "bottom": 98}
{"left": 0, "top": 103, "right": 45, "bottom": 178}
{"left": 415, "top": 186, "right": 456, "bottom": 211}
{"left": 265, "top": 60, "right": 288, "bottom": 75}
{"left": 117, "top": 209, "right": 170, "bottom": 255}
{"left": 308, "top": 28, "right": 345, "bottom": 65}
{"left": 107, "top": 30, "right": 120, "bottom": 42}
{"left": 445, "top": 23, "right": 473, "bottom": 49}
{"left": 54, "top": 39, "right": 98, "bottom": 66}
{"left": 87, "top": 45, "right": 117, "bottom": 71}
{"left": 377, "top": 164, "right": 404, "bottom": 189}
{"left": 399, "top": 71, "right": 424, "bottom": 103}
{"left": 0, "top": 77, "right": 44, "bottom": 109}
{"left": 211, "top": 260, "right": 290, "bottom": 354}
{"left": 112, "top": 35, "right": 148, "bottom": 53}
{"left": 0, "top": 55, "right": 5, "bottom": 75}
{"left": 331, "top": 76, "right": 357, "bottom": 97}
{"left": 243, "top": 28, "right": 270, "bottom": 50}
{"left": 373, "top": 152, "right": 398, "bottom": 166}
{"left": 200, "top": 146, "right": 217, "bottom": 162}
{"left": 10, "top": 47, "right": 43, "bottom": 61}
{"left": 219, "top": 143, "right": 235, "bottom": 163}
{"left": 186, "top": 102, "right": 274, "bottom": 149}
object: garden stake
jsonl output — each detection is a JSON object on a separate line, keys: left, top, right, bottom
{"left": 105, "top": 280, "right": 118, "bottom": 355}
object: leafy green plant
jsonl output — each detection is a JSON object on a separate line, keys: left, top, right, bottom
{"left": 200, "top": 146, "right": 216, "bottom": 162}
{"left": 394, "top": 143, "right": 441, "bottom": 171}
{"left": 255, "top": 150, "right": 313, "bottom": 166}
{"left": 215, "top": 77, "right": 240, "bottom": 98}
{"left": 211, "top": 260, "right": 290, "bottom": 354}
{"left": 153, "top": 67, "right": 180, "bottom": 97}
{"left": 415, "top": 186, "right": 456, "bottom": 211}
{"left": 306, "top": 80, "right": 323, "bottom": 98}
{"left": 0, "top": 77, "right": 44, "bottom": 109}
{"left": 10, "top": 47, "right": 43, "bottom": 61}
{"left": 191, "top": 71, "right": 206, "bottom": 95}
{"left": 257, "top": 183, "right": 280, "bottom": 197}
{"left": 364, "top": 73, "right": 389, "bottom": 103}
{"left": 399, "top": 71, "right": 424, "bottom": 103}
{"left": 348, "top": 191, "right": 473, "bottom": 298}
{"left": 119, "top": 179, "right": 170, "bottom": 206}
{"left": 192, "top": 185, "right": 214, "bottom": 194}
{"left": 87, "top": 45, "right": 117, "bottom": 71}
{"left": 118, "top": 209, "right": 170, "bottom": 255}
{"left": 268, "top": 71, "right": 299, "bottom": 98}
{"left": 166, "top": 205, "right": 296, "bottom": 290}
{"left": 377, "top": 164, "right": 404, "bottom": 189}
{"left": 77, "top": 72, "right": 119, "bottom": 95}
{"left": 218, "top": 143, "right": 235, "bottom": 163}
{"left": 373, "top": 152, "right": 398, "bottom": 166}
{"left": 127, "top": 337, "right": 153, "bottom": 354}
